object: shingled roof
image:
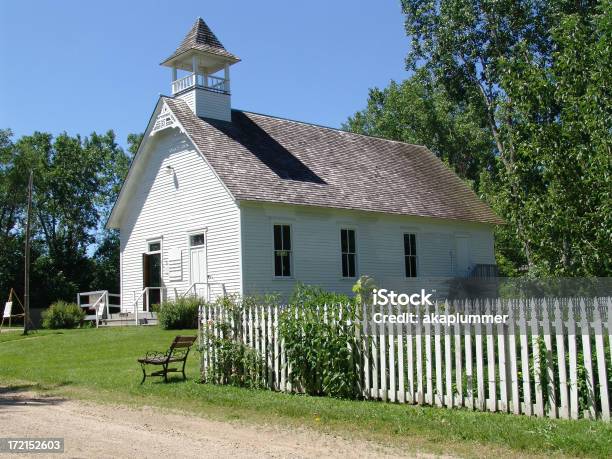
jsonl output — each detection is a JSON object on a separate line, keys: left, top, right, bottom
{"left": 161, "top": 18, "right": 240, "bottom": 65}
{"left": 163, "top": 97, "right": 502, "bottom": 225}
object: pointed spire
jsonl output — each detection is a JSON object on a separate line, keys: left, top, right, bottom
{"left": 161, "top": 18, "right": 240, "bottom": 65}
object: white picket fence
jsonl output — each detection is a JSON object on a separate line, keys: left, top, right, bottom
{"left": 199, "top": 297, "right": 611, "bottom": 422}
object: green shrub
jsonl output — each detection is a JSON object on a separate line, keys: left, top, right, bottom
{"left": 157, "top": 297, "right": 200, "bottom": 329}
{"left": 279, "top": 284, "right": 363, "bottom": 398}
{"left": 42, "top": 301, "right": 85, "bottom": 329}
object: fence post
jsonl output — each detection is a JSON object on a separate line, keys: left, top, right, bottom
{"left": 497, "top": 299, "right": 508, "bottom": 412}
{"left": 475, "top": 300, "right": 485, "bottom": 411}
{"left": 445, "top": 300, "right": 453, "bottom": 408}
{"left": 580, "top": 299, "right": 596, "bottom": 419}
{"left": 388, "top": 302, "right": 396, "bottom": 402}
{"left": 267, "top": 304, "right": 273, "bottom": 389}
{"left": 254, "top": 306, "right": 260, "bottom": 384}
{"left": 362, "top": 302, "right": 370, "bottom": 399}
{"left": 280, "top": 305, "right": 287, "bottom": 392}
{"left": 554, "top": 300, "right": 569, "bottom": 419}
{"left": 406, "top": 307, "right": 414, "bottom": 403}
{"left": 593, "top": 303, "right": 609, "bottom": 422}
{"left": 454, "top": 300, "right": 464, "bottom": 407}
{"left": 567, "top": 299, "right": 579, "bottom": 419}
{"left": 434, "top": 301, "right": 443, "bottom": 407}
{"left": 198, "top": 305, "right": 203, "bottom": 376}
{"left": 396, "top": 303, "right": 405, "bottom": 404}
{"left": 485, "top": 299, "right": 497, "bottom": 412}
{"left": 415, "top": 304, "right": 423, "bottom": 404}
{"left": 379, "top": 302, "right": 388, "bottom": 402}
{"left": 274, "top": 305, "right": 280, "bottom": 391}
{"left": 105, "top": 291, "right": 109, "bottom": 320}
{"left": 519, "top": 300, "right": 532, "bottom": 416}
{"left": 464, "top": 300, "right": 474, "bottom": 410}
{"left": 542, "top": 300, "right": 557, "bottom": 418}
{"left": 424, "top": 301, "right": 432, "bottom": 405}
{"left": 507, "top": 302, "right": 520, "bottom": 415}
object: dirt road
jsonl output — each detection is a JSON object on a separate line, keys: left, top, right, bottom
{"left": 0, "top": 389, "right": 413, "bottom": 458}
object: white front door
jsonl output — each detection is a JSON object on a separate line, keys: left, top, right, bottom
{"left": 455, "top": 236, "right": 470, "bottom": 277}
{"left": 190, "top": 246, "right": 208, "bottom": 299}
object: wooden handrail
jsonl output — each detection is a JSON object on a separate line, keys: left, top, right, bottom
{"left": 131, "top": 287, "right": 167, "bottom": 325}
{"left": 180, "top": 282, "right": 226, "bottom": 301}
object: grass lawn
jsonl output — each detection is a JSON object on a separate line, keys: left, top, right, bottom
{"left": 0, "top": 327, "right": 610, "bottom": 458}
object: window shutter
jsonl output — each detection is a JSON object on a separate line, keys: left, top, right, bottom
{"left": 168, "top": 248, "right": 183, "bottom": 281}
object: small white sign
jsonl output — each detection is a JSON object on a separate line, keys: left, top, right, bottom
{"left": 3, "top": 302, "right": 12, "bottom": 318}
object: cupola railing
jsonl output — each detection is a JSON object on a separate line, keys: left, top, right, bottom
{"left": 171, "top": 73, "right": 229, "bottom": 95}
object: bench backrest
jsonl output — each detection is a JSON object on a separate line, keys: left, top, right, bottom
{"left": 169, "top": 335, "right": 197, "bottom": 352}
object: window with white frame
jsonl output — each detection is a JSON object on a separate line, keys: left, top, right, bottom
{"left": 404, "top": 233, "right": 417, "bottom": 277}
{"left": 273, "top": 224, "right": 292, "bottom": 277}
{"left": 189, "top": 233, "right": 205, "bottom": 247}
{"left": 341, "top": 228, "right": 357, "bottom": 278}
{"left": 148, "top": 240, "right": 161, "bottom": 253}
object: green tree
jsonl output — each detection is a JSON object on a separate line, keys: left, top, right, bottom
{"left": 127, "top": 132, "right": 143, "bottom": 158}
{"left": 348, "top": 0, "right": 610, "bottom": 276}
{"left": 487, "top": 1, "right": 612, "bottom": 275}
{"left": 91, "top": 231, "right": 121, "bottom": 294}
{"left": 399, "top": 0, "right": 561, "bottom": 272}
{"left": 0, "top": 130, "right": 130, "bottom": 307}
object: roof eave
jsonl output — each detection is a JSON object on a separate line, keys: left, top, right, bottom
{"left": 236, "top": 198, "right": 504, "bottom": 226}
{"left": 160, "top": 49, "right": 241, "bottom": 68}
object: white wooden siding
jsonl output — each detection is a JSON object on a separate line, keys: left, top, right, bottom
{"left": 119, "top": 128, "right": 241, "bottom": 311}
{"left": 177, "top": 88, "right": 231, "bottom": 121}
{"left": 240, "top": 202, "right": 496, "bottom": 299}
{"left": 176, "top": 90, "right": 195, "bottom": 113}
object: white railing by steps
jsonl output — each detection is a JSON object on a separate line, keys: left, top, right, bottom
{"left": 77, "top": 290, "right": 120, "bottom": 328}
{"left": 180, "top": 282, "right": 227, "bottom": 302}
{"left": 79, "top": 283, "right": 226, "bottom": 327}
{"left": 131, "top": 287, "right": 166, "bottom": 325}
{"left": 91, "top": 293, "right": 106, "bottom": 328}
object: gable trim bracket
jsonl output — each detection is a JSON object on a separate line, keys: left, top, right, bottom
{"left": 150, "top": 102, "right": 184, "bottom": 136}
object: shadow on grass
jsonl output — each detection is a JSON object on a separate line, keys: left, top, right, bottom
{"left": 145, "top": 377, "right": 190, "bottom": 386}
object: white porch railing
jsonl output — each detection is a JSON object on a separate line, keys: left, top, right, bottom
{"left": 78, "top": 283, "right": 226, "bottom": 327}
{"left": 131, "top": 287, "right": 167, "bottom": 325}
{"left": 77, "top": 290, "right": 120, "bottom": 328}
{"left": 171, "top": 73, "right": 229, "bottom": 95}
{"left": 180, "top": 282, "right": 227, "bottom": 302}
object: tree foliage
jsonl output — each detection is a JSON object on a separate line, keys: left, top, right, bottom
{"left": 347, "top": 0, "right": 611, "bottom": 276}
{"left": 0, "top": 129, "right": 130, "bottom": 308}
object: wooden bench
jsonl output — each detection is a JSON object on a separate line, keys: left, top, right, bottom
{"left": 137, "top": 335, "right": 197, "bottom": 384}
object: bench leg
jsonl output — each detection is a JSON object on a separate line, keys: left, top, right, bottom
{"left": 140, "top": 364, "right": 147, "bottom": 385}
{"left": 163, "top": 363, "right": 168, "bottom": 383}
{"left": 181, "top": 359, "right": 188, "bottom": 380}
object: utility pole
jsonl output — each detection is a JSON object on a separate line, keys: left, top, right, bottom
{"left": 23, "top": 170, "right": 33, "bottom": 335}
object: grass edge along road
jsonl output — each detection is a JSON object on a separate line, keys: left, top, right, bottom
{"left": 0, "top": 327, "right": 610, "bottom": 458}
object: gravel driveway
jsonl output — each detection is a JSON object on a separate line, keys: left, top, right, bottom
{"left": 0, "top": 389, "right": 414, "bottom": 458}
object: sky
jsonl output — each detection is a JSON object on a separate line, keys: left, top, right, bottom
{"left": 0, "top": 1, "right": 410, "bottom": 149}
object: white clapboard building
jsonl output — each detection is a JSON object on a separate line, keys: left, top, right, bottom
{"left": 106, "top": 18, "right": 502, "bottom": 312}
